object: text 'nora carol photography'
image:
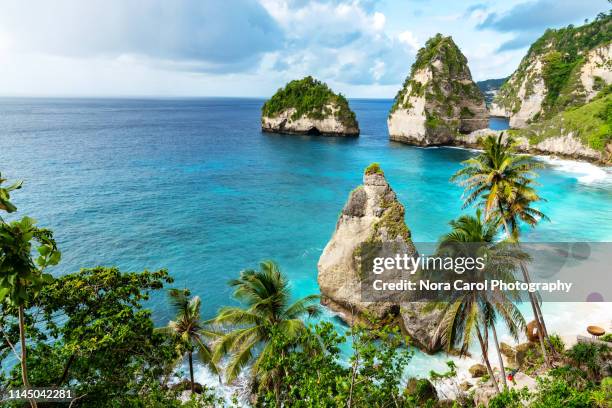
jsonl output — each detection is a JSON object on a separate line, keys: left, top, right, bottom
{"left": 359, "top": 242, "right": 612, "bottom": 303}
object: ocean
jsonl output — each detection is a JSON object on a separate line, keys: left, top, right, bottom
{"left": 1, "top": 97, "right": 611, "bottom": 393}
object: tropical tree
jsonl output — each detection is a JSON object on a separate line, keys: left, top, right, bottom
{"left": 0, "top": 217, "right": 60, "bottom": 408}
{"left": 450, "top": 133, "right": 551, "bottom": 363}
{"left": 211, "top": 260, "right": 321, "bottom": 394}
{"left": 157, "top": 288, "right": 220, "bottom": 392}
{"left": 434, "top": 211, "right": 527, "bottom": 392}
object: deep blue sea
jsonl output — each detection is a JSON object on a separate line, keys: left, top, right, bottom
{"left": 1, "top": 98, "right": 611, "bottom": 389}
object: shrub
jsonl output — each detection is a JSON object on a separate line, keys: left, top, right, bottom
{"left": 364, "top": 162, "right": 384, "bottom": 176}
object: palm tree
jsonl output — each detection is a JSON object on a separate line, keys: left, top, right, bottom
{"left": 434, "top": 211, "right": 526, "bottom": 392}
{"left": 157, "top": 288, "right": 220, "bottom": 392}
{"left": 450, "top": 133, "right": 551, "bottom": 362}
{"left": 211, "top": 260, "right": 321, "bottom": 391}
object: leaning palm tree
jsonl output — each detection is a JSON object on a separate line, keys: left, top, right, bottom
{"left": 157, "top": 289, "right": 220, "bottom": 392}
{"left": 450, "top": 133, "right": 551, "bottom": 363}
{"left": 434, "top": 211, "right": 527, "bottom": 391}
{"left": 211, "top": 260, "right": 321, "bottom": 389}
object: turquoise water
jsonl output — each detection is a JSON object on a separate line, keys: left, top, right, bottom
{"left": 1, "top": 97, "right": 611, "bottom": 385}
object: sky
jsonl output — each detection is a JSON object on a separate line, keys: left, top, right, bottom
{"left": 0, "top": 0, "right": 608, "bottom": 98}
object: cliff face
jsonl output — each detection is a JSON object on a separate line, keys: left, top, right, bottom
{"left": 387, "top": 34, "right": 488, "bottom": 146}
{"left": 317, "top": 164, "right": 442, "bottom": 353}
{"left": 261, "top": 76, "right": 359, "bottom": 136}
{"left": 459, "top": 89, "right": 611, "bottom": 163}
{"left": 494, "top": 15, "right": 612, "bottom": 128}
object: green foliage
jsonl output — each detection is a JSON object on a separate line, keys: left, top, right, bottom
{"left": 495, "top": 12, "right": 612, "bottom": 117}
{"left": 255, "top": 321, "right": 414, "bottom": 407}
{"left": 450, "top": 133, "right": 548, "bottom": 237}
{"left": 156, "top": 288, "right": 220, "bottom": 390}
{"left": 364, "top": 162, "right": 384, "bottom": 176}
{"left": 530, "top": 375, "right": 593, "bottom": 408}
{"left": 547, "top": 334, "right": 566, "bottom": 353}
{"left": 261, "top": 76, "right": 357, "bottom": 127}
{"left": 600, "top": 333, "right": 612, "bottom": 343}
{"left": 1, "top": 267, "right": 179, "bottom": 407}
{"left": 411, "top": 34, "right": 465, "bottom": 76}
{"left": 212, "top": 260, "right": 321, "bottom": 385}
{"left": 0, "top": 216, "right": 60, "bottom": 306}
{"left": 389, "top": 33, "right": 484, "bottom": 116}
{"left": 515, "top": 91, "right": 612, "bottom": 153}
{"left": 488, "top": 388, "right": 530, "bottom": 408}
{"left": 0, "top": 172, "right": 22, "bottom": 217}
{"left": 565, "top": 342, "right": 611, "bottom": 381}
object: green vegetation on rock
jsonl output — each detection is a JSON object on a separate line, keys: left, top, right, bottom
{"left": 364, "top": 162, "right": 384, "bottom": 175}
{"left": 389, "top": 34, "right": 485, "bottom": 135}
{"left": 513, "top": 86, "right": 612, "bottom": 153}
{"left": 262, "top": 76, "right": 357, "bottom": 127}
{"left": 495, "top": 12, "right": 612, "bottom": 118}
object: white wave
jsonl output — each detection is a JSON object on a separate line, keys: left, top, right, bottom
{"left": 535, "top": 156, "right": 612, "bottom": 184}
{"left": 194, "top": 362, "right": 251, "bottom": 407}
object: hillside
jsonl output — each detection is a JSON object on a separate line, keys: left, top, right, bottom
{"left": 494, "top": 13, "right": 612, "bottom": 128}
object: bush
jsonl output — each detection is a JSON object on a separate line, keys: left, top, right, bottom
{"left": 488, "top": 388, "right": 528, "bottom": 408}
{"left": 600, "top": 333, "right": 612, "bottom": 343}
{"left": 364, "top": 162, "right": 384, "bottom": 175}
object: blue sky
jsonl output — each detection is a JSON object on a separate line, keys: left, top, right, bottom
{"left": 0, "top": 0, "right": 608, "bottom": 97}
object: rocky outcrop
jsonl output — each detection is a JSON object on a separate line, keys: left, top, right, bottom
{"left": 317, "top": 164, "right": 442, "bottom": 352}
{"left": 494, "top": 15, "right": 611, "bottom": 128}
{"left": 388, "top": 34, "right": 488, "bottom": 146}
{"left": 468, "top": 364, "right": 487, "bottom": 378}
{"left": 261, "top": 76, "right": 359, "bottom": 136}
{"left": 456, "top": 109, "right": 610, "bottom": 163}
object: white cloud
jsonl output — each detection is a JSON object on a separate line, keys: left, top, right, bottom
{"left": 0, "top": 0, "right": 283, "bottom": 73}
{"left": 258, "top": 0, "right": 415, "bottom": 86}
{"left": 397, "top": 31, "right": 420, "bottom": 52}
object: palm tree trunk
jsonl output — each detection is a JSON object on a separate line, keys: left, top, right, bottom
{"left": 19, "top": 305, "right": 37, "bottom": 408}
{"left": 475, "top": 324, "right": 500, "bottom": 394}
{"left": 497, "top": 203, "right": 550, "bottom": 365}
{"left": 188, "top": 351, "right": 195, "bottom": 393}
{"left": 491, "top": 323, "right": 508, "bottom": 389}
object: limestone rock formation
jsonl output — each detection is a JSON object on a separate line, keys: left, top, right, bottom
{"left": 387, "top": 34, "right": 488, "bottom": 146}
{"left": 494, "top": 15, "right": 611, "bottom": 128}
{"left": 261, "top": 76, "right": 359, "bottom": 136}
{"left": 317, "top": 164, "right": 443, "bottom": 353}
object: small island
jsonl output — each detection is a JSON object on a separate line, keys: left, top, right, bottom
{"left": 387, "top": 34, "right": 488, "bottom": 146}
{"left": 261, "top": 76, "right": 359, "bottom": 136}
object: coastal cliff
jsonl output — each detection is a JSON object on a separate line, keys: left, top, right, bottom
{"left": 459, "top": 88, "right": 611, "bottom": 163}
{"left": 387, "top": 34, "right": 488, "bottom": 146}
{"left": 494, "top": 15, "right": 612, "bottom": 128}
{"left": 317, "top": 164, "right": 442, "bottom": 352}
{"left": 261, "top": 76, "right": 359, "bottom": 136}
